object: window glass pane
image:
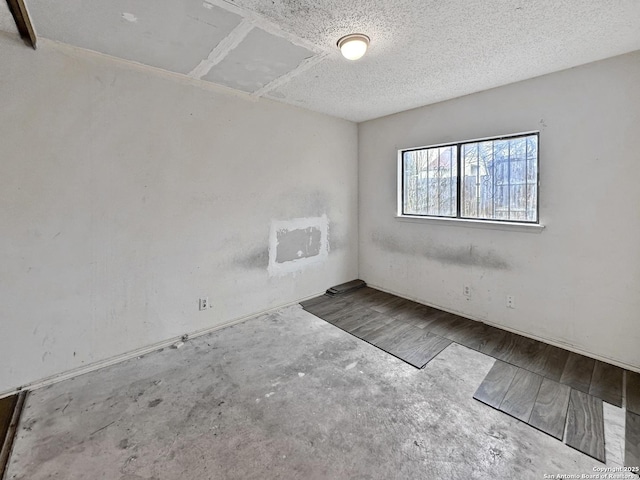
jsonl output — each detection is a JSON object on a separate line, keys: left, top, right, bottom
{"left": 464, "top": 140, "right": 495, "bottom": 219}
{"left": 527, "top": 184, "right": 538, "bottom": 221}
{"left": 402, "top": 146, "right": 457, "bottom": 216}
{"left": 509, "top": 137, "right": 526, "bottom": 221}
{"left": 402, "top": 151, "right": 419, "bottom": 214}
{"left": 460, "top": 134, "right": 537, "bottom": 222}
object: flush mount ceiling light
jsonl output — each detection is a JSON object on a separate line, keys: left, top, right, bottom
{"left": 337, "top": 33, "right": 370, "bottom": 60}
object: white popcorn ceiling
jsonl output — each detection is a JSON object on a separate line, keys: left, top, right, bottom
{"left": 11, "top": 0, "right": 640, "bottom": 122}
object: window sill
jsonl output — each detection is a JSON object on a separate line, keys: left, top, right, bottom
{"left": 395, "top": 215, "right": 545, "bottom": 233}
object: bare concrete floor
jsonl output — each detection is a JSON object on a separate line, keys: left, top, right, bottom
{"left": 5, "top": 305, "right": 624, "bottom": 479}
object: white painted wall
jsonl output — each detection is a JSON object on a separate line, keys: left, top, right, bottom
{"left": 359, "top": 51, "right": 640, "bottom": 370}
{"left": 0, "top": 34, "right": 358, "bottom": 392}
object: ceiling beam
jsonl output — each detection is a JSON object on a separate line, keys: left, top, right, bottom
{"left": 6, "top": 0, "right": 36, "bottom": 49}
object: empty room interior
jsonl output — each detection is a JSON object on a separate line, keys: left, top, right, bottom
{"left": 1, "top": 0, "right": 640, "bottom": 478}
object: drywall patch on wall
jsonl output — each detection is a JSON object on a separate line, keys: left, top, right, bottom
{"left": 268, "top": 215, "right": 329, "bottom": 277}
{"left": 276, "top": 227, "right": 322, "bottom": 263}
{"left": 371, "top": 230, "right": 510, "bottom": 270}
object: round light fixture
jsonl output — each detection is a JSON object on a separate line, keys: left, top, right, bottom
{"left": 337, "top": 33, "right": 370, "bottom": 60}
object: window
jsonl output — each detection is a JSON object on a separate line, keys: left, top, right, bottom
{"left": 400, "top": 132, "right": 539, "bottom": 223}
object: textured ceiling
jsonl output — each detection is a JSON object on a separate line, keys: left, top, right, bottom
{"left": 5, "top": 0, "right": 640, "bottom": 122}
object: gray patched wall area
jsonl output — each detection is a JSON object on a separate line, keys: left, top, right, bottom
{"left": 371, "top": 230, "right": 510, "bottom": 270}
{"left": 276, "top": 226, "right": 322, "bottom": 263}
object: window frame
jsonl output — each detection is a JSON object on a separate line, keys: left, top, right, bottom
{"left": 398, "top": 131, "right": 540, "bottom": 225}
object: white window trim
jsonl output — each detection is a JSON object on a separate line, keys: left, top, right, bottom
{"left": 395, "top": 214, "right": 544, "bottom": 233}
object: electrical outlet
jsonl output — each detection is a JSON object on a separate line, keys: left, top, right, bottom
{"left": 506, "top": 295, "right": 515, "bottom": 309}
{"left": 463, "top": 285, "right": 471, "bottom": 298}
{"left": 199, "top": 297, "right": 209, "bottom": 311}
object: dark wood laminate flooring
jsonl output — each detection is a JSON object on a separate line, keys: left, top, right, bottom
{"left": 349, "top": 312, "right": 396, "bottom": 338}
{"left": 626, "top": 411, "right": 640, "bottom": 472}
{"left": 370, "top": 296, "right": 413, "bottom": 315}
{"left": 363, "top": 318, "right": 415, "bottom": 346}
{"left": 529, "top": 378, "right": 571, "bottom": 440}
{"left": 302, "top": 287, "right": 625, "bottom": 407}
{"left": 389, "top": 300, "right": 439, "bottom": 325}
{"left": 378, "top": 328, "right": 452, "bottom": 368}
{"left": 303, "top": 285, "right": 639, "bottom": 466}
{"left": 566, "top": 389, "right": 605, "bottom": 462}
{"left": 536, "top": 345, "right": 571, "bottom": 383}
{"left": 627, "top": 371, "right": 640, "bottom": 416}
{"left": 588, "top": 360, "right": 623, "bottom": 407}
{"left": 456, "top": 323, "right": 503, "bottom": 354}
{"left": 473, "top": 360, "right": 518, "bottom": 408}
{"left": 304, "top": 287, "right": 454, "bottom": 368}
{"left": 325, "top": 279, "right": 366, "bottom": 296}
{"left": 560, "top": 352, "right": 595, "bottom": 394}
{"left": 325, "top": 305, "right": 362, "bottom": 326}
{"left": 475, "top": 362, "right": 571, "bottom": 438}
{"left": 502, "top": 336, "right": 547, "bottom": 373}
{"left": 475, "top": 362, "right": 604, "bottom": 461}
{"left": 499, "top": 369, "right": 544, "bottom": 422}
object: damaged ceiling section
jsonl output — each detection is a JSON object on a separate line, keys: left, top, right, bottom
{"left": 6, "top": 0, "right": 640, "bottom": 121}
{"left": 25, "top": 0, "right": 322, "bottom": 97}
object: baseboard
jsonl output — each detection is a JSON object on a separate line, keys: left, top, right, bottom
{"left": 0, "top": 291, "right": 324, "bottom": 400}
{"left": 8, "top": 283, "right": 632, "bottom": 399}
{"left": 367, "top": 283, "right": 640, "bottom": 374}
